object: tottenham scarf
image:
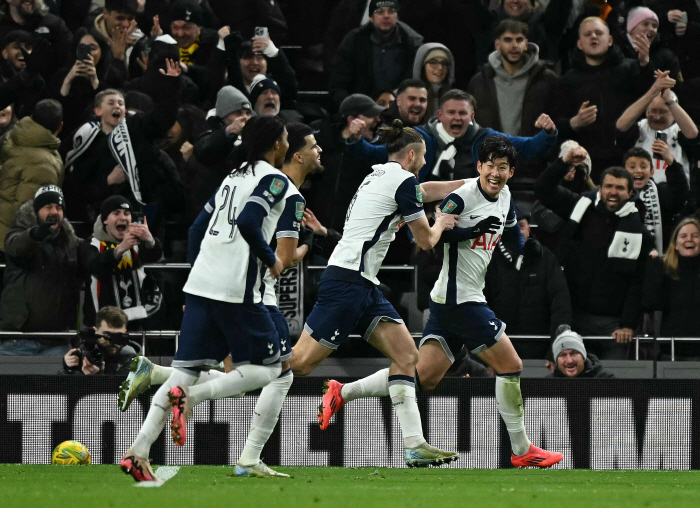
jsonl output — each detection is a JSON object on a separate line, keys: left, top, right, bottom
{"left": 639, "top": 180, "right": 663, "bottom": 253}
{"left": 430, "top": 122, "right": 458, "bottom": 178}
{"left": 566, "top": 190, "right": 644, "bottom": 267}
{"left": 66, "top": 120, "right": 144, "bottom": 205}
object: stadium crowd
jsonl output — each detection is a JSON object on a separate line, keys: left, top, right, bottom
{"left": 0, "top": 0, "right": 699, "bottom": 368}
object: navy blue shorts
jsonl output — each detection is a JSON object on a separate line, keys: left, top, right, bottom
{"left": 267, "top": 305, "right": 291, "bottom": 362}
{"left": 304, "top": 279, "right": 403, "bottom": 350}
{"left": 420, "top": 300, "right": 506, "bottom": 362}
{"left": 173, "top": 294, "right": 281, "bottom": 368}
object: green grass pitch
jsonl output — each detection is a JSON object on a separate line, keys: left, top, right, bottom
{"left": 2, "top": 465, "right": 699, "bottom": 508}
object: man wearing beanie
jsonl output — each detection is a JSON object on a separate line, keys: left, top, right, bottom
{"left": 82, "top": 195, "right": 163, "bottom": 328}
{"left": 0, "top": 186, "right": 91, "bottom": 351}
{"left": 548, "top": 328, "right": 614, "bottom": 378}
{"left": 247, "top": 75, "right": 303, "bottom": 123}
{"left": 329, "top": 0, "right": 423, "bottom": 108}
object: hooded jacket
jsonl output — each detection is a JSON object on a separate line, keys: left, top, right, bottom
{"left": 0, "top": 117, "right": 63, "bottom": 247}
{"left": 329, "top": 20, "right": 423, "bottom": 107}
{"left": 0, "top": 201, "right": 89, "bottom": 332}
{"left": 547, "top": 353, "right": 615, "bottom": 378}
{"left": 412, "top": 42, "right": 455, "bottom": 119}
{"left": 82, "top": 217, "right": 163, "bottom": 327}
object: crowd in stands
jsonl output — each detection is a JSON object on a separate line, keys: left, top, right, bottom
{"left": 0, "top": 0, "right": 699, "bottom": 366}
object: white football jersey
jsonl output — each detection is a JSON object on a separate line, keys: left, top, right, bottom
{"left": 431, "top": 178, "right": 517, "bottom": 305}
{"left": 327, "top": 161, "right": 425, "bottom": 285}
{"left": 262, "top": 185, "right": 306, "bottom": 306}
{"left": 184, "top": 161, "right": 290, "bottom": 304}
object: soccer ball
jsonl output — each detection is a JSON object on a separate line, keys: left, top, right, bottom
{"left": 51, "top": 441, "right": 91, "bottom": 465}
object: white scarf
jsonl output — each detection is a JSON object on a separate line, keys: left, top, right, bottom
{"left": 108, "top": 121, "right": 144, "bottom": 205}
{"left": 640, "top": 180, "right": 663, "bottom": 253}
{"left": 430, "top": 122, "right": 458, "bottom": 177}
{"left": 65, "top": 121, "right": 101, "bottom": 173}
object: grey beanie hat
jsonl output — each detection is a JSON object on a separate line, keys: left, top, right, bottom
{"left": 552, "top": 330, "right": 587, "bottom": 361}
{"left": 216, "top": 86, "right": 251, "bottom": 119}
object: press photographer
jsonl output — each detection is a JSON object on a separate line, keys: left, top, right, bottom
{"left": 63, "top": 306, "right": 139, "bottom": 375}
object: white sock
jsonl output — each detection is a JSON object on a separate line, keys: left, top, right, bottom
{"left": 388, "top": 375, "right": 426, "bottom": 449}
{"left": 495, "top": 375, "right": 531, "bottom": 456}
{"left": 341, "top": 368, "right": 389, "bottom": 402}
{"left": 130, "top": 368, "right": 199, "bottom": 458}
{"left": 187, "top": 364, "right": 281, "bottom": 407}
{"left": 238, "top": 369, "right": 293, "bottom": 466}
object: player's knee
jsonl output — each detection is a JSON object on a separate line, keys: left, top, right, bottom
{"left": 396, "top": 349, "right": 419, "bottom": 371}
{"left": 420, "top": 376, "right": 439, "bottom": 392}
{"left": 290, "top": 355, "right": 314, "bottom": 377}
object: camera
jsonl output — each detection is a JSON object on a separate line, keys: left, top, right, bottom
{"left": 71, "top": 328, "right": 131, "bottom": 368}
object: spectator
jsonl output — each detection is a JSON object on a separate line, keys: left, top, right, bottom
{"left": 63, "top": 306, "right": 139, "bottom": 375}
{"left": 232, "top": 35, "right": 297, "bottom": 109}
{"left": 187, "top": 85, "right": 251, "bottom": 218}
{"left": 0, "top": 30, "right": 41, "bottom": 116}
{"left": 618, "top": 7, "right": 681, "bottom": 81}
{"left": 248, "top": 76, "right": 302, "bottom": 123}
{"left": 136, "top": 0, "right": 219, "bottom": 36}
{"left": 555, "top": 16, "right": 654, "bottom": 182}
{"left": 346, "top": 89, "right": 558, "bottom": 181}
{"left": 547, "top": 329, "right": 614, "bottom": 378}
{"left": 616, "top": 71, "right": 698, "bottom": 185}
{"left": 92, "top": 0, "right": 146, "bottom": 73}
{"left": 0, "top": 103, "right": 15, "bottom": 137}
{"left": 83, "top": 195, "right": 163, "bottom": 328}
{"left": 328, "top": 0, "right": 423, "bottom": 108}
{"left": 412, "top": 43, "right": 454, "bottom": 120}
{"left": 0, "top": 98, "right": 63, "bottom": 252}
{"left": 304, "top": 93, "right": 386, "bottom": 233}
{"left": 643, "top": 217, "right": 700, "bottom": 359}
{"left": 49, "top": 27, "right": 127, "bottom": 136}
{"left": 378, "top": 78, "right": 427, "bottom": 128}
{"left": 649, "top": 1, "right": 700, "bottom": 80}
{"left": 484, "top": 212, "right": 572, "bottom": 359}
{"left": 0, "top": 30, "right": 31, "bottom": 81}
{"left": 530, "top": 139, "right": 596, "bottom": 252}
{"left": 0, "top": 0, "right": 72, "bottom": 80}
{"left": 63, "top": 58, "right": 183, "bottom": 223}
{"left": 375, "top": 89, "right": 395, "bottom": 108}
{"left": 0, "top": 186, "right": 89, "bottom": 350}
{"left": 535, "top": 146, "right": 653, "bottom": 359}
{"left": 624, "top": 147, "right": 688, "bottom": 254}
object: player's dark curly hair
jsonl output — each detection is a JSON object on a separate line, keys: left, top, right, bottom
{"left": 477, "top": 135, "right": 517, "bottom": 167}
{"left": 377, "top": 119, "right": 424, "bottom": 157}
{"left": 231, "top": 115, "right": 286, "bottom": 175}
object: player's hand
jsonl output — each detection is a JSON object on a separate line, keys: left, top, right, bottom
{"left": 225, "top": 115, "right": 248, "bottom": 136}
{"left": 612, "top": 327, "right": 634, "bottom": 344}
{"left": 268, "top": 257, "right": 285, "bottom": 278}
{"left": 298, "top": 225, "right": 315, "bottom": 250}
{"left": 64, "top": 349, "right": 80, "bottom": 368}
{"left": 343, "top": 118, "right": 366, "bottom": 142}
{"left": 434, "top": 207, "right": 459, "bottom": 230}
{"left": 302, "top": 208, "right": 327, "bottom": 236}
{"left": 470, "top": 216, "right": 501, "bottom": 238}
{"left": 570, "top": 101, "right": 597, "bottom": 130}
{"left": 563, "top": 146, "right": 588, "bottom": 166}
{"left": 534, "top": 113, "right": 556, "bottom": 134}
{"left": 651, "top": 139, "right": 674, "bottom": 165}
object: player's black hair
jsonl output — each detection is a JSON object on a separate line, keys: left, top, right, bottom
{"left": 231, "top": 115, "right": 286, "bottom": 175}
{"left": 477, "top": 135, "right": 517, "bottom": 167}
{"left": 438, "top": 89, "right": 476, "bottom": 110}
{"left": 284, "top": 122, "right": 314, "bottom": 164}
{"left": 623, "top": 147, "right": 652, "bottom": 166}
{"left": 396, "top": 78, "right": 427, "bottom": 96}
{"left": 32, "top": 99, "right": 63, "bottom": 133}
{"left": 495, "top": 19, "right": 529, "bottom": 39}
{"left": 378, "top": 119, "right": 424, "bottom": 156}
{"left": 600, "top": 166, "right": 634, "bottom": 191}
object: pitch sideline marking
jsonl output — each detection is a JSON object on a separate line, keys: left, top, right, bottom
{"left": 135, "top": 466, "right": 180, "bottom": 488}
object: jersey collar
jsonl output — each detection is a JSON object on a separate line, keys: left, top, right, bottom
{"left": 476, "top": 179, "right": 498, "bottom": 202}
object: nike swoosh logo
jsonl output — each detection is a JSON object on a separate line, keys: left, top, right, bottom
{"left": 470, "top": 215, "right": 480, "bottom": 219}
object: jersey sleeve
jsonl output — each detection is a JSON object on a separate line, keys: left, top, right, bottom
{"left": 248, "top": 174, "right": 290, "bottom": 214}
{"left": 395, "top": 175, "right": 425, "bottom": 222}
{"left": 439, "top": 192, "right": 465, "bottom": 216}
{"left": 505, "top": 197, "right": 517, "bottom": 228}
{"left": 276, "top": 195, "right": 306, "bottom": 239}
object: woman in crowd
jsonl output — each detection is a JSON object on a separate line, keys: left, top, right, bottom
{"left": 412, "top": 42, "right": 454, "bottom": 120}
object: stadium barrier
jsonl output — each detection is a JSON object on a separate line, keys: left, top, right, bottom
{"left": 0, "top": 376, "right": 697, "bottom": 469}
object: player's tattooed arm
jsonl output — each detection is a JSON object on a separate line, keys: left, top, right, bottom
{"left": 419, "top": 180, "right": 465, "bottom": 203}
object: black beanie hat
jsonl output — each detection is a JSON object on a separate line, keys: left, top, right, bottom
{"left": 169, "top": 0, "right": 203, "bottom": 26}
{"left": 33, "top": 185, "right": 65, "bottom": 214}
{"left": 100, "top": 195, "right": 132, "bottom": 224}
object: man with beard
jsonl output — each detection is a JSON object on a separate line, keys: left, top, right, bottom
{"left": 329, "top": 0, "right": 423, "bottom": 108}
{"left": 0, "top": 0, "right": 72, "bottom": 80}
{"left": 547, "top": 328, "right": 614, "bottom": 378}
{"left": 82, "top": 195, "right": 163, "bottom": 328}
{"left": 346, "top": 89, "right": 558, "bottom": 181}
{"left": 378, "top": 78, "right": 428, "bottom": 128}
{"left": 535, "top": 145, "right": 654, "bottom": 359}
